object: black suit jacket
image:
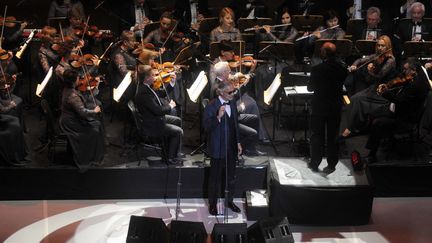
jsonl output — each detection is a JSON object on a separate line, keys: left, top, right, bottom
{"left": 203, "top": 98, "right": 240, "bottom": 159}
{"left": 351, "top": 21, "right": 387, "bottom": 43}
{"left": 119, "top": 0, "right": 158, "bottom": 31}
{"left": 173, "top": 0, "right": 209, "bottom": 32}
{"left": 397, "top": 18, "right": 432, "bottom": 43}
{"left": 134, "top": 83, "right": 171, "bottom": 136}
{"left": 308, "top": 58, "right": 348, "bottom": 116}
{"left": 229, "top": 0, "right": 268, "bottom": 20}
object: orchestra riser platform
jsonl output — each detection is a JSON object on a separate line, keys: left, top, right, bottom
{"left": 0, "top": 163, "right": 267, "bottom": 200}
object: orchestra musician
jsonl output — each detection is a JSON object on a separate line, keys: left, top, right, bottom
{"left": 120, "top": 0, "right": 157, "bottom": 34}
{"left": 173, "top": 0, "right": 209, "bottom": 34}
{"left": 396, "top": 2, "right": 432, "bottom": 43}
{"left": 229, "top": 0, "right": 268, "bottom": 20}
{"left": 0, "top": 15, "right": 28, "bottom": 51}
{"left": 255, "top": 8, "right": 298, "bottom": 43}
{"left": 204, "top": 81, "right": 242, "bottom": 216}
{"left": 0, "top": 112, "right": 28, "bottom": 167}
{"left": 342, "top": 35, "right": 397, "bottom": 138}
{"left": 134, "top": 65, "right": 184, "bottom": 165}
{"left": 59, "top": 69, "right": 105, "bottom": 171}
{"left": 351, "top": 7, "right": 386, "bottom": 43}
{"left": 210, "top": 7, "right": 242, "bottom": 42}
{"left": 307, "top": 42, "right": 348, "bottom": 173}
{"left": 47, "top": 0, "right": 85, "bottom": 24}
{"left": 365, "top": 58, "right": 431, "bottom": 163}
{"left": 143, "top": 11, "right": 189, "bottom": 62}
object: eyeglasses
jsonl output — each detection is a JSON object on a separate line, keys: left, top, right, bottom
{"left": 225, "top": 90, "right": 235, "bottom": 95}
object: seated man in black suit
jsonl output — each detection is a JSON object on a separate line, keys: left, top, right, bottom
{"left": 366, "top": 58, "right": 431, "bottom": 163}
{"left": 134, "top": 65, "right": 184, "bottom": 165}
{"left": 351, "top": 7, "right": 387, "bottom": 42}
{"left": 396, "top": 2, "right": 432, "bottom": 43}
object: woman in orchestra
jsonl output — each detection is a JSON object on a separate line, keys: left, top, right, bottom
{"left": 60, "top": 69, "right": 105, "bottom": 171}
{"left": 255, "top": 8, "right": 298, "bottom": 43}
{"left": 342, "top": 35, "right": 397, "bottom": 138}
{"left": 210, "top": 7, "right": 242, "bottom": 42}
{"left": 47, "top": 0, "right": 85, "bottom": 24}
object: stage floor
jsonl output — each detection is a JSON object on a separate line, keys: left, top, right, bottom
{"left": 1, "top": 197, "right": 432, "bottom": 243}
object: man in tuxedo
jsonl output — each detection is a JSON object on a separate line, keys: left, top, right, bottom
{"left": 307, "top": 42, "right": 348, "bottom": 173}
{"left": 204, "top": 81, "right": 242, "bottom": 215}
{"left": 134, "top": 65, "right": 184, "bottom": 165}
{"left": 120, "top": 0, "right": 157, "bottom": 37}
{"left": 173, "top": 0, "right": 210, "bottom": 34}
{"left": 396, "top": 2, "right": 432, "bottom": 43}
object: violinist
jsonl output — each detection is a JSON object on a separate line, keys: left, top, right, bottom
{"left": 255, "top": 8, "right": 298, "bottom": 43}
{"left": 54, "top": 36, "right": 83, "bottom": 79}
{"left": 60, "top": 69, "right": 105, "bottom": 171}
{"left": 210, "top": 7, "right": 242, "bottom": 42}
{"left": 134, "top": 65, "right": 183, "bottom": 165}
{"left": 143, "top": 11, "right": 188, "bottom": 61}
{"left": 342, "top": 35, "right": 397, "bottom": 138}
{"left": 63, "top": 15, "right": 84, "bottom": 38}
{"left": 0, "top": 49, "right": 24, "bottom": 123}
{"left": 1, "top": 15, "right": 28, "bottom": 51}
{"left": 365, "top": 59, "right": 431, "bottom": 163}
{"left": 112, "top": 30, "right": 138, "bottom": 101}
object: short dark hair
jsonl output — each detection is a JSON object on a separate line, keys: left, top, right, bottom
{"left": 63, "top": 69, "right": 78, "bottom": 88}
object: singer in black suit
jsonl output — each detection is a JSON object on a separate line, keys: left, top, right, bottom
{"left": 204, "top": 82, "right": 242, "bottom": 216}
{"left": 307, "top": 42, "right": 348, "bottom": 173}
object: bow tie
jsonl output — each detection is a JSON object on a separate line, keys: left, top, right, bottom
{"left": 414, "top": 22, "right": 422, "bottom": 26}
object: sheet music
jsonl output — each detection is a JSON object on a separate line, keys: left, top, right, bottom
{"left": 284, "top": 86, "right": 313, "bottom": 96}
{"left": 187, "top": 71, "right": 208, "bottom": 103}
{"left": 250, "top": 191, "right": 268, "bottom": 206}
{"left": 36, "top": 66, "right": 53, "bottom": 97}
{"left": 113, "top": 71, "right": 133, "bottom": 102}
{"left": 264, "top": 73, "right": 281, "bottom": 105}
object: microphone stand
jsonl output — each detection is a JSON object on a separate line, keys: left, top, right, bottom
{"left": 223, "top": 102, "right": 229, "bottom": 223}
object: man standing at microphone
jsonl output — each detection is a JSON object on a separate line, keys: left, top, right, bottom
{"left": 204, "top": 82, "right": 242, "bottom": 216}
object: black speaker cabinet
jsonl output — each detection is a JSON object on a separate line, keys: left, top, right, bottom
{"left": 126, "top": 216, "right": 169, "bottom": 243}
{"left": 248, "top": 217, "right": 294, "bottom": 243}
{"left": 169, "top": 220, "right": 207, "bottom": 243}
{"left": 212, "top": 223, "right": 248, "bottom": 243}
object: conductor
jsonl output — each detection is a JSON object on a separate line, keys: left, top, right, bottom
{"left": 204, "top": 82, "right": 242, "bottom": 216}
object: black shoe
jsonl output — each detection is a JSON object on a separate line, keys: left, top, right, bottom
{"left": 227, "top": 202, "right": 241, "bottom": 213}
{"left": 243, "top": 149, "right": 267, "bottom": 156}
{"left": 322, "top": 166, "right": 336, "bottom": 174}
{"left": 209, "top": 205, "right": 218, "bottom": 216}
{"left": 307, "top": 162, "right": 319, "bottom": 172}
{"left": 167, "top": 158, "right": 183, "bottom": 166}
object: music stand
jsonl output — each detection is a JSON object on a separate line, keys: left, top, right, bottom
{"left": 198, "top": 17, "right": 219, "bottom": 36}
{"left": 258, "top": 41, "right": 294, "bottom": 60}
{"left": 237, "top": 18, "right": 273, "bottom": 32}
{"left": 313, "top": 39, "right": 353, "bottom": 58}
{"left": 47, "top": 17, "right": 68, "bottom": 30}
{"left": 292, "top": 15, "right": 323, "bottom": 32}
{"left": 209, "top": 41, "right": 246, "bottom": 59}
{"left": 141, "top": 21, "right": 160, "bottom": 38}
{"left": 355, "top": 40, "right": 376, "bottom": 56}
{"left": 403, "top": 41, "right": 432, "bottom": 57}
{"left": 346, "top": 19, "right": 364, "bottom": 38}
{"left": 174, "top": 42, "right": 200, "bottom": 65}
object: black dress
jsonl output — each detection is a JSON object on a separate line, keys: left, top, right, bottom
{"left": 0, "top": 113, "right": 28, "bottom": 165}
{"left": 60, "top": 88, "right": 105, "bottom": 168}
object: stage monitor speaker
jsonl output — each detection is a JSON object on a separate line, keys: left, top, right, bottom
{"left": 169, "top": 220, "right": 207, "bottom": 243}
{"left": 247, "top": 217, "right": 294, "bottom": 243}
{"left": 126, "top": 216, "right": 169, "bottom": 243}
{"left": 212, "top": 223, "right": 247, "bottom": 243}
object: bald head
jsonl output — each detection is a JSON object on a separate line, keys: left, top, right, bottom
{"left": 320, "top": 42, "right": 337, "bottom": 59}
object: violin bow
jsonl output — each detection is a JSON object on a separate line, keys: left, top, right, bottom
{"left": 0, "top": 64, "right": 12, "bottom": 101}
{"left": 0, "top": 6, "right": 8, "bottom": 49}
{"left": 81, "top": 16, "right": 91, "bottom": 43}
{"left": 161, "top": 21, "right": 179, "bottom": 49}
{"left": 77, "top": 49, "right": 97, "bottom": 107}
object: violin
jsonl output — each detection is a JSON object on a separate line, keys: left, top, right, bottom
{"left": 228, "top": 55, "right": 265, "bottom": 69}
{"left": 151, "top": 62, "right": 178, "bottom": 90}
{"left": 0, "top": 48, "right": 12, "bottom": 61}
{"left": 0, "top": 16, "right": 23, "bottom": 28}
{"left": 377, "top": 73, "right": 414, "bottom": 94}
{"left": 76, "top": 73, "right": 100, "bottom": 92}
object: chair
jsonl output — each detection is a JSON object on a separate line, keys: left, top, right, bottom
{"left": 127, "top": 100, "right": 167, "bottom": 165}
{"left": 38, "top": 99, "right": 69, "bottom": 163}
